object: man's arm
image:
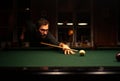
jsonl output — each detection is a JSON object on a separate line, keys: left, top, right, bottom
{"left": 46, "top": 32, "right": 76, "bottom": 55}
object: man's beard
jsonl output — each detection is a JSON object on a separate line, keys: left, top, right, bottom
{"left": 37, "top": 31, "right": 47, "bottom": 38}
{"left": 41, "top": 34, "right": 47, "bottom": 38}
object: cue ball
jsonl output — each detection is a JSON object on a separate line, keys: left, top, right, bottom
{"left": 116, "top": 53, "right": 120, "bottom": 61}
{"left": 79, "top": 50, "right": 86, "bottom": 56}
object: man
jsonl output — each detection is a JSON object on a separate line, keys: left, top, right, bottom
{"left": 23, "top": 18, "right": 75, "bottom": 55}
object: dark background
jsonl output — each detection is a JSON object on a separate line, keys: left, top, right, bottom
{"left": 0, "top": 0, "right": 120, "bottom": 48}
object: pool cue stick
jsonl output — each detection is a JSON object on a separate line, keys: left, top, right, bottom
{"left": 40, "top": 42, "right": 78, "bottom": 52}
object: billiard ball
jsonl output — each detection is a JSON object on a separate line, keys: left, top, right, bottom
{"left": 116, "top": 53, "right": 120, "bottom": 61}
{"left": 79, "top": 50, "right": 86, "bottom": 56}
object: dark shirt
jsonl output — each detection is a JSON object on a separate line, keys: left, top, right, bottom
{"left": 29, "top": 31, "right": 60, "bottom": 47}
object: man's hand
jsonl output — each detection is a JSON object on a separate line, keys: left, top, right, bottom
{"left": 59, "top": 43, "right": 76, "bottom": 55}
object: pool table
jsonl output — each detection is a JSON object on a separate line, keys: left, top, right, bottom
{"left": 0, "top": 47, "right": 120, "bottom": 80}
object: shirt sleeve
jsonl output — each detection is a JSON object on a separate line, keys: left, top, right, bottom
{"left": 46, "top": 32, "right": 60, "bottom": 46}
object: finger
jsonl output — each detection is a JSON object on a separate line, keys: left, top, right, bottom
{"left": 66, "top": 50, "right": 70, "bottom": 55}
{"left": 70, "top": 51, "right": 75, "bottom": 54}
{"left": 67, "top": 49, "right": 75, "bottom": 54}
{"left": 67, "top": 50, "right": 70, "bottom": 55}
{"left": 64, "top": 49, "right": 75, "bottom": 55}
{"left": 72, "top": 50, "right": 76, "bottom": 54}
{"left": 69, "top": 50, "right": 74, "bottom": 55}
{"left": 64, "top": 50, "right": 67, "bottom": 55}
{"left": 65, "top": 50, "right": 69, "bottom": 55}
{"left": 67, "top": 50, "right": 74, "bottom": 55}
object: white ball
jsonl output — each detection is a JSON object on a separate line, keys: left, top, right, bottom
{"left": 79, "top": 50, "right": 86, "bottom": 56}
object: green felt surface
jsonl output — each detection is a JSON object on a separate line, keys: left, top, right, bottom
{"left": 0, "top": 49, "right": 120, "bottom": 67}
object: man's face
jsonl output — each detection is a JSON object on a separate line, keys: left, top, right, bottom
{"left": 38, "top": 24, "right": 49, "bottom": 38}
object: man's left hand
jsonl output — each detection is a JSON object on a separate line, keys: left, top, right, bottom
{"left": 59, "top": 43, "right": 76, "bottom": 55}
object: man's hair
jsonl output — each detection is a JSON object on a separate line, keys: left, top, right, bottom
{"left": 36, "top": 18, "right": 49, "bottom": 30}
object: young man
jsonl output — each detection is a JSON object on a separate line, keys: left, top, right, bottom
{"left": 23, "top": 18, "right": 75, "bottom": 55}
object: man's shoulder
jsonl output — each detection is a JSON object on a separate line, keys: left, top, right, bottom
{"left": 47, "top": 32, "right": 54, "bottom": 37}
